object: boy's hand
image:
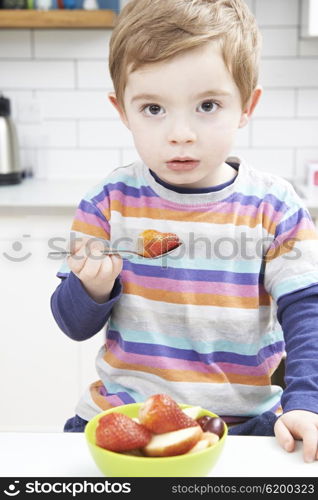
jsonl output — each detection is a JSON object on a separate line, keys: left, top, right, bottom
{"left": 67, "top": 237, "right": 123, "bottom": 303}
{"left": 274, "top": 410, "right": 318, "bottom": 463}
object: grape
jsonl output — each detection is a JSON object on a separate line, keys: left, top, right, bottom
{"left": 197, "top": 416, "right": 225, "bottom": 437}
{"left": 203, "top": 417, "right": 225, "bottom": 437}
{"left": 196, "top": 416, "right": 211, "bottom": 430}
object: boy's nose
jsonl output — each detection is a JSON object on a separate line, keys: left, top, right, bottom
{"left": 167, "top": 120, "right": 196, "bottom": 144}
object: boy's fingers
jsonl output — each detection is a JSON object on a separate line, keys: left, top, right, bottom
{"left": 77, "top": 240, "right": 106, "bottom": 279}
{"left": 67, "top": 242, "right": 88, "bottom": 274}
{"left": 302, "top": 426, "right": 318, "bottom": 463}
{"left": 67, "top": 254, "right": 84, "bottom": 275}
{"left": 274, "top": 418, "right": 295, "bottom": 452}
{"left": 67, "top": 238, "right": 122, "bottom": 285}
{"left": 68, "top": 236, "right": 90, "bottom": 254}
{"left": 86, "top": 239, "right": 107, "bottom": 258}
{"left": 68, "top": 238, "right": 105, "bottom": 275}
{"left": 109, "top": 254, "right": 123, "bottom": 275}
{"left": 97, "top": 254, "right": 123, "bottom": 281}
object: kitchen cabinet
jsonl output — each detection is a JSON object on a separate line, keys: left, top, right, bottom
{"left": 0, "top": 9, "right": 116, "bottom": 29}
{"left": 0, "top": 208, "right": 104, "bottom": 431}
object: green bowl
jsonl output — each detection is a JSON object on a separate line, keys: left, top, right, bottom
{"left": 85, "top": 403, "right": 228, "bottom": 477}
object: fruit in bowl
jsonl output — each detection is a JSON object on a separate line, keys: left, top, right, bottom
{"left": 85, "top": 393, "right": 227, "bottom": 477}
{"left": 95, "top": 412, "right": 152, "bottom": 453}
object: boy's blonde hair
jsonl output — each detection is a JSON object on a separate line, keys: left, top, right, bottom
{"left": 109, "top": 0, "right": 261, "bottom": 111}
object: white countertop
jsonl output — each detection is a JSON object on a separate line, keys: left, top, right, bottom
{"left": 0, "top": 432, "right": 316, "bottom": 477}
{"left": 0, "top": 178, "right": 95, "bottom": 210}
{"left": 0, "top": 178, "right": 317, "bottom": 214}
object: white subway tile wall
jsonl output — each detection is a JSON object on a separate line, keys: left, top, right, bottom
{"left": 0, "top": 0, "right": 317, "bottom": 183}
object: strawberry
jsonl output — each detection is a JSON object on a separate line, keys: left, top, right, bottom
{"left": 138, "top": 393, "right": 199, "bottom": 434}
{"left": 138, "top": 229, "right": 180, "bottom": 258}
{"left": 95, "top": 412, "right": 152, "bottom": 452}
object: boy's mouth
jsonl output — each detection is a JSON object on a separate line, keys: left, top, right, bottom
{"left": 166, "top": 157, "right": 200, "bottom": 172}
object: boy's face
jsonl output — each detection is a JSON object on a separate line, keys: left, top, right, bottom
{"left": 109, "top": 41, "right": 261, "bottom": 189}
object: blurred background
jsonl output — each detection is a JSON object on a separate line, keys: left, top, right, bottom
{"left": 0, "top": 0, "right": 317, "bottom": 431}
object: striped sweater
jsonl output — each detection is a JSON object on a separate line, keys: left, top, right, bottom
{"left": 54, "top": 157, "right": 318, "bottom": 421}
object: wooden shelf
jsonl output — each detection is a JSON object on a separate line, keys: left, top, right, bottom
{"left": 0, "top": 9, "right": 117, "bottom": 29}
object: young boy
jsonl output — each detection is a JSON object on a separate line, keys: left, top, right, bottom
{"left": 51, "top": 0, "right": 318, "bottom": 462}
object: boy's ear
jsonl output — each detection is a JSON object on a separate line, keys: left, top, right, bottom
{"left": 239, "top": 86, "right": 262, "bottom": 128}
{"left": 108, "top": 92, "right": 129, "bottom": 128}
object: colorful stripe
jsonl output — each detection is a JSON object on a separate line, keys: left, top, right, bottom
{"left": 106, "top": 329, "right": 284, "bottom": 367}
{"left": 121, "top": 269, "right": 266, "bottom": 297}
{"left": 109, "top": 321, "right": 284, "bottom": 356}
{"left": 122, "top": 280, "right": 271, "bottom": 307}
{"left": 103, "top": 349, "right": 271, "bottom": 386}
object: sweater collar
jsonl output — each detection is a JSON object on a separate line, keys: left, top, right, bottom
{"left": 142, "top": 156, "right": 246, "bottom": 206}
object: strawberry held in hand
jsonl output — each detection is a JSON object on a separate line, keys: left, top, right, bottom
{"left": 95, "top": 412, "right": 152, "bottom": 452}
{"left": 138, "top": 229, "right": 181, "bottom": 258}
{"left": 138, "top": 393, "right": 199, "bottom": 434}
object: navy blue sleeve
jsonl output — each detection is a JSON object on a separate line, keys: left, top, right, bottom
{"left": 50, "top": 271, "right": 122, "bottom": 341}
{"left": 277, "top": 284, "right": 318, "bottom": 415}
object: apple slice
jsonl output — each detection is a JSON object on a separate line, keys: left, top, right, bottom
{"left": 186, "top": 438, "right": 211, "bottom": 454}
{"left": 203, "top": 431, "right": 220, "bottom": 446}
{"left": 142, "top": 426, "right": 203, "bottom": 457}
{"left": 186, "top": 431, "right": 219, "bottom": 454}
{"left": 182, "top": 406, "right": 202, "bottom": 419}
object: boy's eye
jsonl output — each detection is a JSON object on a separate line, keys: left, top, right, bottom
{"left": 142, "top": 104, "right": 164, "bottom": 116}
{"left": 197, "top": 100, "right": 219, "bottom": 113}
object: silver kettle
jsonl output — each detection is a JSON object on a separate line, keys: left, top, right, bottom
{"left": 0, "top": 94, "right": 22, "bottom": 185}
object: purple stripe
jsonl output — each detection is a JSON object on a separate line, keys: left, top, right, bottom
{"left": 226, "top": 192, "right": 290, "bottom": 213}
{"left": 107, "top": 329, "right": 285, "bottom": 367}
{"left": 220, "top": 200, "right": 283, "bottom": 222}
{"left": 92, "top": 182, "right": 158, "bottom": 205}
{"left": 123, "top": 261, "right": 261, "bottom": 285}
{"left": 113, "top": 391, "right": 136, "bottom": 404}
{"left": 108, "top": 338, "right": 282, "bottom": 377}
{"left": 74, "top": 209, "right": 110, "bottom": 234}
{"left": 99, "top": 385, "right": 135, "bottom": 405}
{"left": 218, "top": 353, "right": 282, "bottom": 376}
{"left": 121, "top": 269, "right": 264, "bottom": 297}
{"left": 104, "top": 394, "right": 123, "bottom": 406}
{"left": 275, "top": 208, "right": 312, "bottom": 236}
{"left": 77, "top": 200, "right": 107, "bottom": 222}
{"left": 269, "top": 218, "right": 315, "bottom": 251}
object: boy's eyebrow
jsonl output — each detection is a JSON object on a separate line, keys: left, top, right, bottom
{"left": 195, "top": 90, "right": 232, "bottom": 98}
{"left": 131, "top": 90, "right": 231, "bottom": 104}
{"left": 131, "top": 93, "right": 162, "bottom": 104}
